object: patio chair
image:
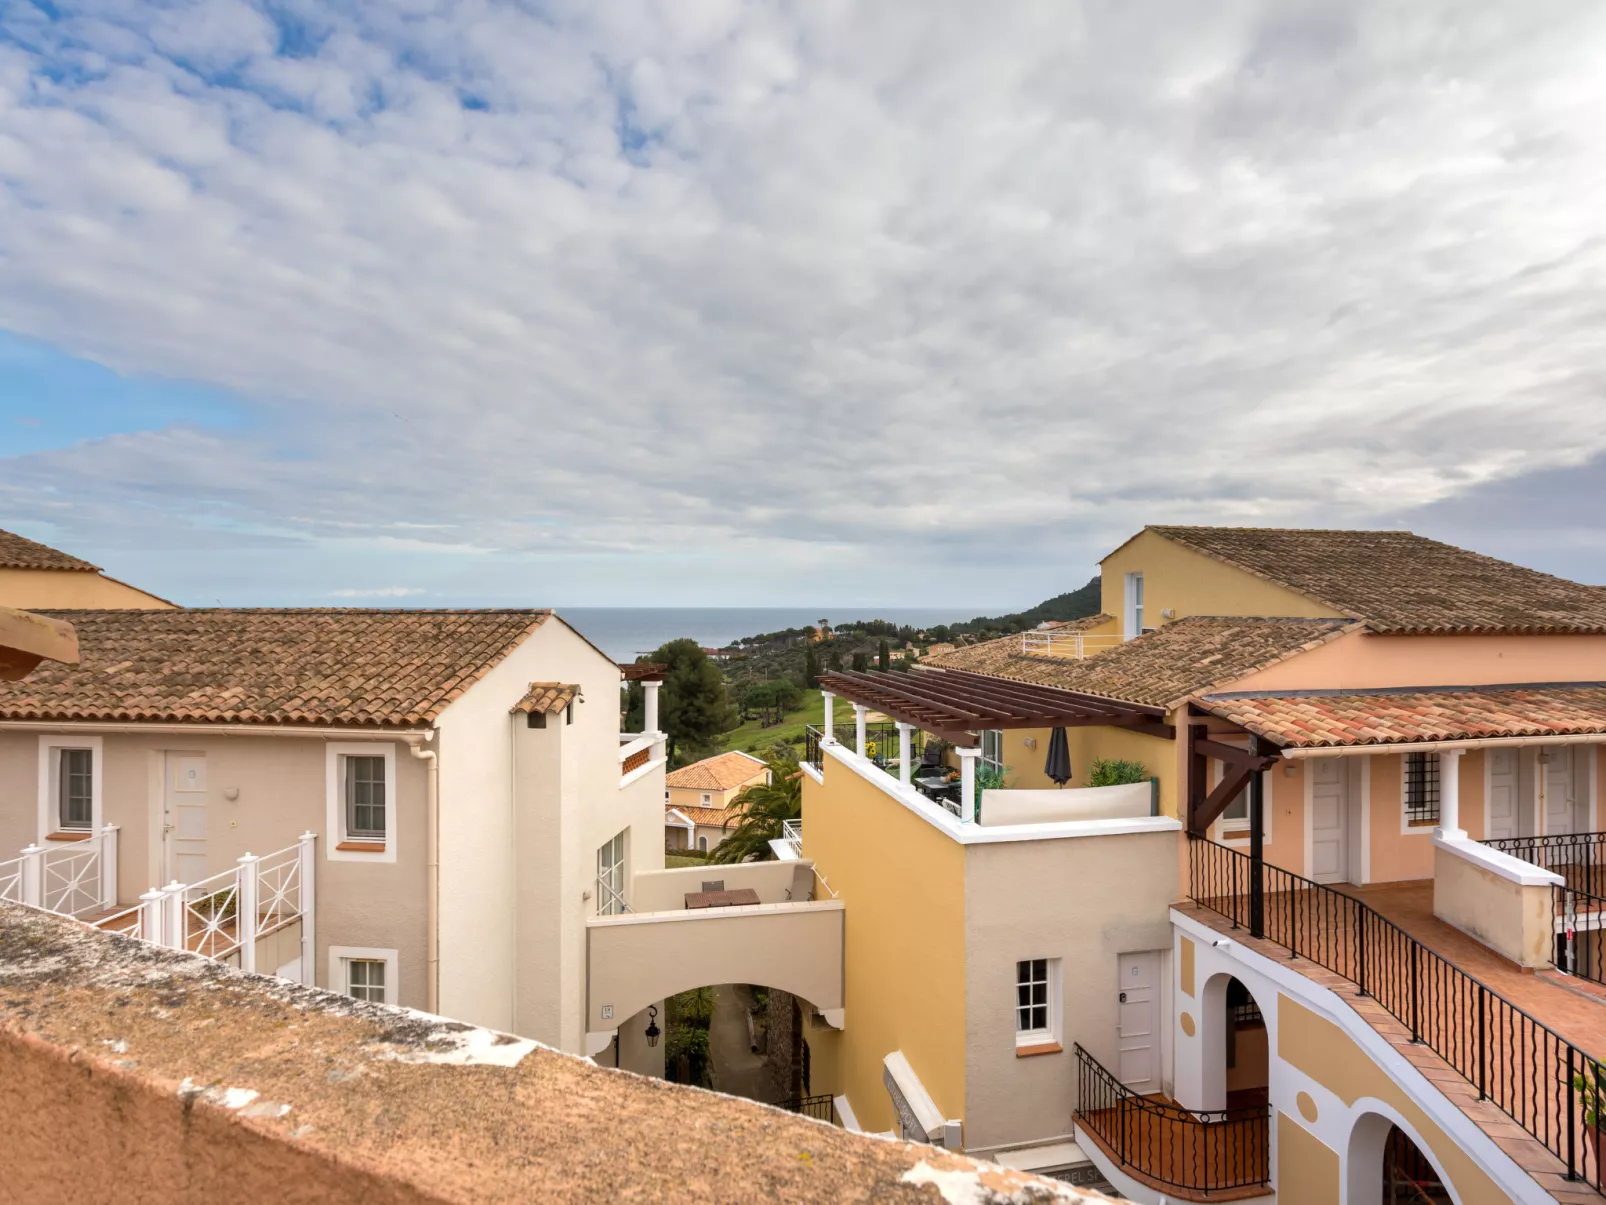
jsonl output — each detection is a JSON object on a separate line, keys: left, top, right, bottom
{"left": 701, "top": 880, "right": 725, "bottom": 893}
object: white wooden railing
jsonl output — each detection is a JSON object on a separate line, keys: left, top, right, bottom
{"left": 1020, "top": 630, "right": 1122, "bottom": 659}
{"left": 781, "top": 819, "right": 802, "bottom": 859}
{"left": 0, "top": 829, "right": 316, "bottom": 984}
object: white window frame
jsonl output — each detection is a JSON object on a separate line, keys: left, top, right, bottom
{"left": 596, "top": 829, "right": 628, "bottom": 915}
{"left": 328, "top": 945, "right": 399, "bottom": 1005}
{"left": 325, "top": 742, "right": 398, "bottom": 863}
{"left": 1124, "top": 572, "right": 1144, "bottom": 640}
{"left": 980, "top": 730, "right": 1005, "bottom": 775}
{"left": 701, "top": 792, "right": 713, "bottom": 805}
{"left": 36, "top": 734, "right": 103, "bottom": 843}
{"left": 1014, "top": 956, "right": 1061, "bottom": 1049}
{"left": 1216, "top": 767, "right": 1272, "bottom": 846}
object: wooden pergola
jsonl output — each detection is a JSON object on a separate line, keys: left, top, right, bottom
{"left": 817, "top": 668, "right": 1172, "bottom": 746}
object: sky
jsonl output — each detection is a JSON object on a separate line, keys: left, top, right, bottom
{"left": 3, "top": 1, "right": 1606, "bottom": 609}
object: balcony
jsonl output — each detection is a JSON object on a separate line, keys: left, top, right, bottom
{"left": 1074, "top": 1044, "right": 1269, "bottom": 1201}
{"left": 1186, "top": 835, "right": 1606, "bottom": 1199}
{"left": 618, "top": 731, "right": 667, "bottom": 786}
{"left": 1019, "top": 630, "right": 1123, "bottom": 659}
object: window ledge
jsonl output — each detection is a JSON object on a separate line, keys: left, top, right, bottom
{"left": 1406, "top": 818, "right": 1438, "bottom": 828}
{"left": 336, "top": 841, "right": 387, "bottom": 853}
{"left": 1015, "top": 1041, "right": 1063, "bottom": 1058}
{"left": 46, "top": 831, "right": 93, "bottom": 842}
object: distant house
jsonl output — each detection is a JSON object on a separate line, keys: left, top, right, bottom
{"left": 0, "top": 528, "right": 174, "bottom": 610}
{"left": 664, "top": 751, "right": 770, "bottom": 853}
{"left": 925, "top": 642, "right": 956, "bottom": 657}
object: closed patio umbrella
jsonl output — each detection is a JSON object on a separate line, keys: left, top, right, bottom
{"left": 1044, "top": 726, "right": 1072, "bottom": 787}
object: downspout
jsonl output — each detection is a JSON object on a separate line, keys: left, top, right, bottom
{"left": 407, "top": 732, "right": 440, "bottom": 1014}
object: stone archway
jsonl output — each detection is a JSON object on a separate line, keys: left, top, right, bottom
{"left": 1185, "top": 971, "right": 1266, "bottom": 1112}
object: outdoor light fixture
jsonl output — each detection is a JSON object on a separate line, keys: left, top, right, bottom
{"left": 644, "top": 1005, "right": 661, "bottom": 1048}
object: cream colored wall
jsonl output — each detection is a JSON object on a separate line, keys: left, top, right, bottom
{"left": 1277, "top": 994, "right": 1516, "bottom": 1205}
{"left": 0, "top": 568, "right": 174, "bottom": 609}
{"left": 1229, "top": 629, "right": 1606, "bottom": 693}
{"left": 1433, "top": 845, "right": 1553, "bottom": 967}
{"left": 666, "top": 777, "right": 760, "bottom": 811}
{"left": 962, "top": 828, "right": 1180, "bottom": 1150}
{"left": 801, "top": 754, "right": 967, "bottom": 1135}
{"left": 1100, "top": 530, "right": 1341, "bottom": 636}
{"left": 628, "top": 860, "right": 810, "bottom": 912}
{"left": 439, "top": 616, "right": 664, "bottom": 1044}
{"left": 585, "top": 903, "right": 844, "bottom": 1033}
{"left": 0, "top": 727, "right": 430, "bottom": 1008}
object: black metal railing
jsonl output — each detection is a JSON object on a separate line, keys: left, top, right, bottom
{"left": 1189, "top": 834, "right": 1606, "bottom": 1191}
{"left": 1556, "top": 884, "right": 1606, "bottom": 986}
{"left": 804, "top": 725, "right": 824, "bottom": 772}
{"left": 776, "top": 1093, "right": 838, "bottom": 1124}
{"left": 1074, "top": 1045, "right": 1269, "bottom": 1193}
{"left": 1487, "top": 832, "right": 1606, "bottom": 898}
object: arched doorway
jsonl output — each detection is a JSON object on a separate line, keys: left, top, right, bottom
{"left": 1346, "top": 1111, "right": 1455, "bottom": 1204}
{"left": 1224, "top": 977, "right": 1268, "bottom": 1110}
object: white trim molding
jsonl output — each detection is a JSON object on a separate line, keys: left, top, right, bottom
{"left": 1432, "top": 832, "right": 1562, "bottom": 887}
{"left": 36, "top": 733, "right": 103, "bottom": 845}
{"left": 328, "top": 945, "right": 399, "bottom": 1005}
{"left": 325, "top": 741, "right": 398, "bottom": 863}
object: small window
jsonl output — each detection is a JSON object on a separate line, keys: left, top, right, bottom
{"left": 597, "top": 830, "right": 627, "bottom": 915}
{"left": 981, "top": 730, "right": 1005, "bottom": 775}
{"left": 1404, "top": 753, "right": 1440, "bottom": 826}
{"left": 347, "top": 958, "right": 386, "bottom": 1003}
{"left": 1016, "top": 958, "right": 1058, "bottom": 1043}
{"left": 345, "top": 755, "right": 386, "bottom": 841}
{"left": 701, "top": 792, "right": 712, "bottom": 805}
{"left": 58, "top": 748, "right": 94, "bottom": 830}
{"left": 697, "top": 836, "right": 708, "bottom": 852}
{"left": 1124, "top": 572, "right": 1144, "bottom": 639}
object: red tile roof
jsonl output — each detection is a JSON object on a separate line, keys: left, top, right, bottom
{"left": 1146, "top": 526, "right": 1606, "bottom": 634}
{"left": 1201, "top": 683, "right": 1606, "bottom": 749}
{"left": 511, "top": 682, "right": 578, "bottom": 715}
{"left": 0, "top": 608, "right": 551, "bottom": 728}
{"left": 664, "top": 751, "right": 769, "bottom": 792}
{"left": 0, "top": 528, "right": 98, "bottom": 572}
{"left": 667, "top": 803, "right": 742, "bottom": 828}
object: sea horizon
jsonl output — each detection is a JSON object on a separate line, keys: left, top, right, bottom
{"left": 556, "top": 606, "right": 985, "bottom": 662}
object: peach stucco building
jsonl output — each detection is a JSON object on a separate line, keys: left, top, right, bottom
{"left": 0, "top": 527, "right": 174, "bottom": 610}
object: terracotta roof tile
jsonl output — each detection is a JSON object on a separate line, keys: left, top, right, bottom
{"left": 924, "top": 616, "right": 1355, "bottom": 708}
{"left": 1200, "top": 683, "right": 1606, "bottom": 748}
{"left": 664, "top": 751, "right": 769, "bottom": 792}
{"left": 0, "top": 608, "right": 551, "bottom": 728}
{"left": 511, "top": 682, "right": 578, "bottom": 715}
{"left": 1147, "top": 526, "right": 1606, "bottom": 634}
{"left": 0, "top": 528, "right": 98, "bottom": 572}
{"left": 667, "top": 803, "right": 743, "bottom": 827}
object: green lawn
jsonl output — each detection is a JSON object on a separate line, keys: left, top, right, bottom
{"left": 715, "top": 691, "right": 826, "bottom": 755}
{"left": 665, "top": 854, "right": 709, "bottom": 869}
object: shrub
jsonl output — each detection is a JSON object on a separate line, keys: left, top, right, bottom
{"left": 1088, "top": 757, "right": 1148, "bottom": 787}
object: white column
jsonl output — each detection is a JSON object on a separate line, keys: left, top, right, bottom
{"left": 853, "top": 704, "right": 868, "bottom": 757}
{"left": 100, "top": 824, "right": 119, "bottom": 912}
{"left": 298, "top": 831, "right": 317, "bottom": 987}
{"left": 139, "top": 888, "right": 166, "bottom": 946}
{"left": 822, "top": 692, "right": 835, "bottom": 742}
{"left": 236, "top": 852, "right": 260, "bottom": 973}
{"left": 898, "top": 723, "right": 913, "bottom": 787}
{"left": 162, "top": 881, "right": 187, "bottom": 951}
{"left": 1437, "top": 747, "right": 1466, "bottom": 838}
{"left": 643, "top": 679, "right": 661, "bottom": 735}
{"left": 19, "top": 844, "right": 42, "bottom": 909}
{"left": 958, "top": 747, "right": 981, "bottom": 825}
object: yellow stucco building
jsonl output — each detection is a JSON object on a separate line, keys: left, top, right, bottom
{"left": 0, "top": 528, "right": 173, "bottom": 610}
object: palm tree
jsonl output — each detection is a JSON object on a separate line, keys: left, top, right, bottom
{"left": 709, "top": 753, "right": 802, "bottom": 864}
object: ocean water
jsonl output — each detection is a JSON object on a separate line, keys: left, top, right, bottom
{"left": 558, "top": 607, "right": 983, "bottom": 663}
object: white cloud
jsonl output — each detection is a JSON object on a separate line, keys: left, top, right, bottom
{"left": 330, "top": 586, "right": 426, "bottom": 598}
{"left": 3, "top": 1, "right": 1606, "bottom": 604}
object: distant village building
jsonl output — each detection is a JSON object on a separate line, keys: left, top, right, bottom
{"left": 0, "top": 527, "right": 174, "bottom": 610}
{"left": 664, "top": 751, "right": 770, "bottom": 853}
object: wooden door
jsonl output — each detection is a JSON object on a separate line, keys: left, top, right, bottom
{"left": 1487, "top": 749, "right": 1519, "bottom": 840}
{"left": 164, "top": 753, "right": 208, "bottom": 884}
{"left": 1310, "top": 758, "right": 1349, "bottom": 883}
{"left": 1116, "top": 951, "right": 1161, "bottom": 1092}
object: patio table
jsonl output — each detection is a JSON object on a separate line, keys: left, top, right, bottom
{"left": 684, "top": 887, "right": 762, "bottom": 910}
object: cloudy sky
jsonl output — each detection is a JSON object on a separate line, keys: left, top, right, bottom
{"left": 3, "top": 1, "right": 1606, "bottom": 610}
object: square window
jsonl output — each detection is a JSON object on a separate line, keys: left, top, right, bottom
{"left": 347, "top": 958, "right": 386, "bottom": 1003}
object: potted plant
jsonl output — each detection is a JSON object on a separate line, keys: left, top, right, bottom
{"left": 1572, "top": 1056, "right": 1606, "bottom": 1164}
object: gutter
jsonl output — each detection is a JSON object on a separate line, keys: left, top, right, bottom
{"left": 0, "top": 720, "right": 427, "bottom": 740}
{"left": 1281, "top": 731, "right": 1606, "bottom": 758}
{"left": 406, "top": 732, "right": 441, "bottom": 1015}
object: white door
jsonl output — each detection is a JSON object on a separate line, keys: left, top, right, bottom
{"left": 1309, "top": 758, "right": 1350, "bottom": 884}
{"left": 1116, "top": 951, "right": 1161, "bottom": 1092}
{"left": 1544, "top": 748, "right": 1578, "bottom": 837}
{"left": 164, "top": 753, "right": 209, "bottom": 883}
{"left": 1488, "top": 749, "right": 1519, "bottom": 840}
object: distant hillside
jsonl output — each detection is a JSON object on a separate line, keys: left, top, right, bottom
{"left": 718, "top": 576, "right": 1103, "bottom": 692}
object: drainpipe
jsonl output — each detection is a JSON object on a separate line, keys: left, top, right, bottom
{"left": 407, "top": 732, "right": 440, "bottom": 1014}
